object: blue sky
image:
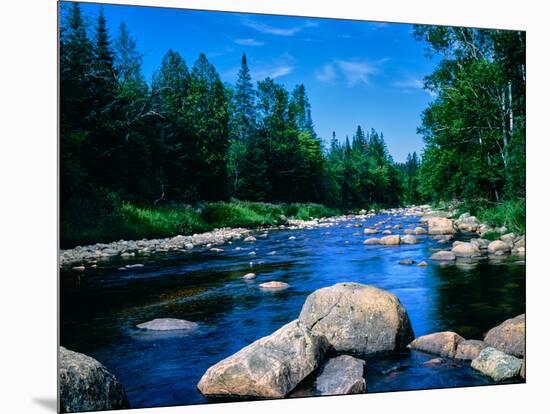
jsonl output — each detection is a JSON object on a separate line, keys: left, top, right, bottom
{"left": 74, "top": 2, "right": 438, "bottom": 162}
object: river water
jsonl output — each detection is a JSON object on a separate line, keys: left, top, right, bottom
{"left": 60, "top": 212, "right": 525, "bottom": 409}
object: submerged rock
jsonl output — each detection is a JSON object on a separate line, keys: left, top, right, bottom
{"left": 417, "top": 261, "right": 429, "bottom": 267}
{"left": 136, "top": 318, "right": 198, "bottom": 331}
{"left": 197, "top": 320, "right": 329, "bottom": 398}
{"left": 259, "top": 281, "right": 289, "bottom": 290}
{"left": 244, "top": 236, "right": 256, "bottom": 243}
{"left": 484, "top": 314, "right": 525, "bottom": 357}
{"left": 399, "top": 259, "right": 415, "bottom": 265}
{"left": 471, "top": 347, "right": 522, "bottom": 381}
{"left": 242, "top": 273, "right": 256, "bottom": 280}
{"left": 455, "top": 339, "right": 488, "bottom": 360}
{"left": 315, "top": 355, "right": 366, "bottom": 395}
{"left": 408, "top": 331, "right": 464, "bottom": 358}
{"left": 59, "top": 347, "right": 129, "bottom": 413}
{"left": 298, "top": 282, "right": 414, "bottom": 355}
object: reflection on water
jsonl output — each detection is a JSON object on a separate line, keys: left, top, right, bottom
{"left": 60, "top": 213, "right": 525, "bottom": 408}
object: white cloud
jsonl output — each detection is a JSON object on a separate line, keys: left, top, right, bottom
{"left": 270, "top": 65, "right": 294, "bottom": 78}
{"left": 335, "top": 59, "right": 378, "bottom": 86}
{"left": 234, "top": 38, "right": 264, "bottom": 47}
{"left": 392, "top": 78, "right": 436, "bottom": 96}
{"left": 315, "top": 63, "right": 338, "bottom": 83}
{"left": 243, "top": 18, "right": 319, "bottom": 37}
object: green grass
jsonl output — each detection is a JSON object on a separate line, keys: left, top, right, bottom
{"left": 480, "top": 231, "right": 501, "bottom": 241}
{"left": 477, "top": 199, "right": 525, "bottom": 235}
{"left": 61, "top": 200, "right": 341, "bottom": 248}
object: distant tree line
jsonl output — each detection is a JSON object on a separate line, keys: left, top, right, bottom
{"left": 60, "top": 2, "right": 404, "bottom": 235}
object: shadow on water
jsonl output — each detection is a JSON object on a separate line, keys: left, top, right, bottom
{"left": 59, "top": 213, "right": 525, "bottom": 408}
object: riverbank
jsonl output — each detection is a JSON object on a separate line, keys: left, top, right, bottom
{"left": 59, "top": 209, "right": 376, "bottom": 266}
{"left": 59, "top": 203, "right": 526, "bottom": 266}
{"left": 61, "top": 201, "right": 341, "bottom": 249}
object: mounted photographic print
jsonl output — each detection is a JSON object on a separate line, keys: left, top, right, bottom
{"left": 58, "top": 1, "right": 526, "bottom": 412}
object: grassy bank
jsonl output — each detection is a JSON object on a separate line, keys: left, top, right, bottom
{"left": 61, "top": 201, "right": 340, "bottom": 248}
{"left": 444, "top": 198, "right": 526, "bottom": 235}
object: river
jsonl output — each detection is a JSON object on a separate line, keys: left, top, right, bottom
{"left": 60, "top": 211, "right": 525, "bottom": 409}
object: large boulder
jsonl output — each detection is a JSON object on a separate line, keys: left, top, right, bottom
{"left": 484, "top": 314, "right": 525, "bottom": 357}
{"left": 380, "top": 235, "right": 401, "bottom": 246}
{"left": 408, "top": 331, "right": 464, "bottom": 358}
{"left": 59, "top": 347, "right": 129, "bottom": 413}
{"left": 428, "top": 217, "right": 455, "bottom": 235}
{"left": 487, "top": 240, "right": 511, "bottom": 254}
{"left": 451, "top": 242, "right": 480, "bottom": 257}
{"left": 455, "top": 339, "right": 488, "bottom": 360}
{"left": 298, "top": 283, "right": 414, "bottom": 355}
{"left": 314, "top": 355, "right": 366, "bottom": 395}
{"left": 471, "top": 347, "right": 522, "bottom": 381}
{"left": 197, "top": 320, "right": 329, "bottom": 398}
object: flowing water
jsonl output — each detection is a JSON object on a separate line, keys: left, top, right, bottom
{"left": 60, "top": 212, "right": 525, "bottom": 409}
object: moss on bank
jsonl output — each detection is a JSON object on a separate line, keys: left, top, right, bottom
{"left": 61, "top": 201, "right": 340, "bottom": 248}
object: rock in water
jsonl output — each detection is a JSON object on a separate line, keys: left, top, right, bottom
{"left": 363, "top": 228, "right": 378, "bottom": 235}
{"left": 401, "top": 235, "right": 418, "bottom": 244}
{"left": 484, "top": 314, "right": 525, "bottom": 357}
{"left": 315, "top": 355, "right": 366, "bottom": 395}
{"left": 399, "top": 259, "right": 415, "bottom": 265}
{"left": 428, "top": 217, "right": 455, "bottom": 235}
{"left": 380, "top": 235, "right": 401, "bottom": 245}
{"left": 59, "top": 347, "right": 129, "bottom": 412}
{"left": 408, "top": 331, "right": 464, "bottom": 358}
{"left": 430, "top": 251, "right": 456, "bottom": 261}
{"left": 298, "top": 283, "right": 414, "bottom": 355}
{"left": 259, "top": 281, "right": 289, "bottom": 290}
{"left": 363, "top": 238, "right": 380, "bottom": 245}
{"left": 197, "top": 320, "right": 329, "bottom": 398}
{"left": 413, "top": 227, "right": 428, "bottom": 235}
{"left": 471, "top": 347, "right": 522, "bottom": 381}
{"left": 451, "top": 242, "right": 480, "bottom": 257}
{"left": 136, "top": 318, "right": 198, "bottom": 331}
{"left": 455, "top": 339, "right": 488, "bottom": 360}
{"left": 242, "top": 273, "right": 256, "bottom": 280}
{"left": 487, "top": 240, "right": 511, "bottom": 254}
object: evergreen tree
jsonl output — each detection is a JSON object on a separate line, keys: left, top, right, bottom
{"left": 229, "top": 54, "right": 256, "bottom": 197}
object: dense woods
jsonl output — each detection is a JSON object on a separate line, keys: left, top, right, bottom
{"left": 411, "top": 26, "right": 526, "bottom": 206}
{"left": 59, "top": 4, "right": 525, "bottom": 246}
{"left": 60, "top": 4, "right": 402, "bottom": 246}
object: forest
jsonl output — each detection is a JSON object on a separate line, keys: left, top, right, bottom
{"left": 60, "top": 3, "right": 525, "bottom": 247}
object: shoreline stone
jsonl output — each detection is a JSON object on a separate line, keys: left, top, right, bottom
{"left": 59, "top": 347, "right": 129, "bottom": 412}
{"left": 471, "top": 347, "right": 522, "bottom": 381}
{"left": 484, "top": 314, "right": 525, "bottom": 357}
{"left": 408, "top": 331, "right": 464, "bottom": 358}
